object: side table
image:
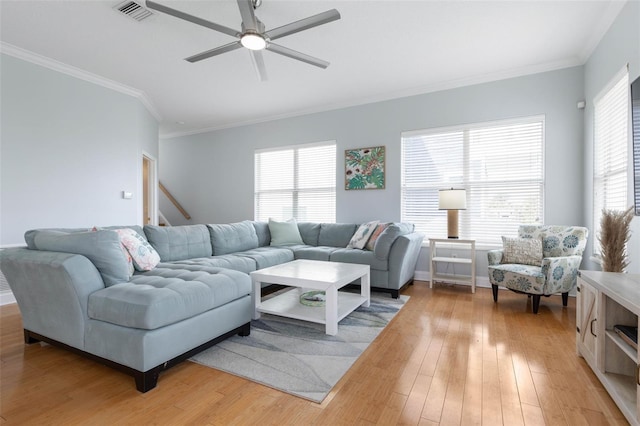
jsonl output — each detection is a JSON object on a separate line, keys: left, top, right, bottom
{"left": 429, "top": 238, "right": 476, "bottom": 293}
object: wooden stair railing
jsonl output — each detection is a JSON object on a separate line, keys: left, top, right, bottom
{"left": 159, "top": 182, "right": 191, "bottom": 220}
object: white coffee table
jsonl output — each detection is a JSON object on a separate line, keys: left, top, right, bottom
{"left": 250, "top": 259, "right": 370, "bottom": 335}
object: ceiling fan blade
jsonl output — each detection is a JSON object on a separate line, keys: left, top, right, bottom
{"left": 266, "top": 43, "right": 329, "bottom": 69}
{"left": 265, "top": 9, "right": 340, "bottom": 41}
{"left": 185, "top": 41, "right": 242, "bottom": 63}
{"left": 237, "top": 0, "right": 258, "bottom": 32}
{"left": 146, "top": 1, "right": 239, "bottom": 38}
{"left": 250, "top": 50, "right": 268, "bottom": 82}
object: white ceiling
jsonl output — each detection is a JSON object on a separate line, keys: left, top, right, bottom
{"left": 0, "top": 0, "right": 626, "bottom": 137}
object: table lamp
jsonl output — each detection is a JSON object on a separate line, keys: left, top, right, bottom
{"left": 438, "top": 188, "right": 467, "bottom": 239}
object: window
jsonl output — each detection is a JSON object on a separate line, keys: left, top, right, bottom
{"left": 593, "top": 68, "right": 630, "bottom": 254}
{"left": 255, "top": 142, "right": 336, "bottom": 222}
{"left": 401, "top": 116, "right": 544, "bottom": 246}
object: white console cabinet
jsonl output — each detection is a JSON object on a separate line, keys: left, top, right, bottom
{"left": 577, "top": 270, "right": 640, "bottom": 425}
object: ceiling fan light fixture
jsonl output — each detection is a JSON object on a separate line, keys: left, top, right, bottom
{"left": 240, "top": 32, "right": 267, "bottom": 50}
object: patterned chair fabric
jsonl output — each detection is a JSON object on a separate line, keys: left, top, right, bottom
{"left": 487, "top": 225, "right": 588, "bottom": 313}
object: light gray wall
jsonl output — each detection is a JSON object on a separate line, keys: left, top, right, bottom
{"left": 161, "top": 66, "right": 586, "bottom": 278}
{"left": 0, "top": 54, "right": 159, "bottom": 245}
{"left": 583, "top": 0, "right": 640, "bottom": 273}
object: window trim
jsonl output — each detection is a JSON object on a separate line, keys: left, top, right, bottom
{"left": 254, "top": 140, "right": 336, "bottom": 223}
{"left": 592, "top": 65, "right": 630, "bottom": 256}
{"left": 401, "top": 115, "right": 545, "bottom": 246}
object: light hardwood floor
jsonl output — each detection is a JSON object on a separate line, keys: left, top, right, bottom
{"left": 0, "top": 282, "right": 629, "bottom": 425}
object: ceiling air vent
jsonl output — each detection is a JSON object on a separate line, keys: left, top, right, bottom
{"left": 114, "top": 0, "right": 154, "bottom": 22}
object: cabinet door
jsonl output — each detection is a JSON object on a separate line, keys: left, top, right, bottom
{"left": 576, "top": 277, "right": 598, "bottom": 366}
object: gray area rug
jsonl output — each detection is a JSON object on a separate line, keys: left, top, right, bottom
{"left": 190, "top": 291, "right": 409, "bottom": 403}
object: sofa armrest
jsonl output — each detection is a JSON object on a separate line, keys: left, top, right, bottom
{"left": 374, "top": 223, "right": 414, "bottom": 260}
{"left": 487, "top": 249, "right": 503, "bottom": 266}
{"left": 0, "top": 248, "right": 105, "bottom": 349}
{"left": 387, "top": 233, "right": 425, "bottom": 290}
{"left": 541, "top": 255, "right": 582, "bottom": 295}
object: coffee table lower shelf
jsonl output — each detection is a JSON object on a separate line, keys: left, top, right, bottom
{"left": 258, "top": 289, "right": 367, "bottom": 325}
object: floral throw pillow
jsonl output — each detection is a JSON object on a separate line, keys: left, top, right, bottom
{"left": 501, "top": 236, "right": 543, "bottom": 266}
{"left": 114, "top": 228, "right": 161, "bottom": 271}
{"left": 347, "top": 221, "right": 379, "bottom": 249}
{"left": 365, "top": 223, "right": 390, "bottom": 251}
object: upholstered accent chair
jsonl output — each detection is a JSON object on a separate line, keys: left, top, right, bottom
{"left": 488, "top": 225, "right": 589, "bottom": 314}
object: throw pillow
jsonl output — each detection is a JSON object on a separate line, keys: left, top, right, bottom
{"left": 501, "top": 236, "right": 543, "bottom": 266}
{"left": 114, "top": 228, "right": 161, "bottom": 271}
{"left": 347, "top": 221, "right": 379, "bottom": 249}
{"left": 365, "top": 223, "right": 390, "bottom": 251}
{"left": 268, "top": 218, "right": 304, "bottom": 246}
{"left": 92, "top": 226, "right": 134, "bottom": 277}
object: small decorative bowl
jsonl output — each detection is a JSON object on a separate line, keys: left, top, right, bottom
{"left": 300, "top": 290, "right": 326, "bottom": 307}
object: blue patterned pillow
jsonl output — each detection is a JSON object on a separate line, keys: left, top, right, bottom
{"left": 347, "top": 221, "right": 379, "bottom": 249}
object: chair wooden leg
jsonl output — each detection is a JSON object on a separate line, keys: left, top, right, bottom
{"left": 491, "top": 285, "right": 498, "bottom": 302}
{"left": 562, "top": 292, "right": 569, "bottom": 307}
{"left": 532, "top": 295, "right": 541, "bottom": 314}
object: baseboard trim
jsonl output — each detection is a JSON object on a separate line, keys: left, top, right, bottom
{"left": 1, "top": 291, "right": 17, "bottom": 306}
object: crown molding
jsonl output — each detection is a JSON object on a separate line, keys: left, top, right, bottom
{"left": 1, "top": 42, "right": 162, "bottom": 122}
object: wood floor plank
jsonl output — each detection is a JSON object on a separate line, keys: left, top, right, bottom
{"left": 0, "top": 283, "right": 629, "bottom": 425}
{"left": 521, "top": 402, "right": 547, "bottom": 426}
{"left": 376, "top": 391, "right": 409, "bottom": 425}
{"left": 398, "top": 373, "right": 432, "bottom": 425}
{"left": 460, "top": 346, "right": 483, "bottom": 425}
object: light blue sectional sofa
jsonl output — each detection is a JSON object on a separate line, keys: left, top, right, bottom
{"left": 0, "top": 221, "right": 423, "bottom": 392}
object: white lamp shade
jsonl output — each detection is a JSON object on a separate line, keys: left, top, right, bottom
{"left": 438, "top": 189, "right": 467, "bottom": 210}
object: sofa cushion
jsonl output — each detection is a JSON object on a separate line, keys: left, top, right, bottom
{"left": 268, "top": 218, "right": 304, "bottom": 246}
{"left": 24, "top": 225, "right": 146, "bottom": 249}
{"left": 297, "top": 222, "right": 321, "bottom": 246}
{"left": 488, "top": 264, "right": 546, "bottom": 295}
{"left": 252, "top": 222, "right": 271, "bottom": 247}
{"left": 207, "top": 221, "right": 259, "bottom": 255}
{"left": 234, "top": 247, "right": 295, "bottom": 269}
{"left": 88, "top": 266, "right": 251, "bottom": 330}
{"left": 144, "top": 225, "right": 212, "bottom": 261}
{"left": 318, "top": 223, "right": 357, "bottom": 247}
{"left": 291, "top": 246, "right": 339, "bottom": 261}
{"left": 373, "top": 223, "right": 414, "bottom": 260}
{"left": 330, "top": 248, "right": 388, "bottom": 271}
{"left": 163, "top": 256, "right": 257, "bottom": 274}
{"left": 29, "top": 230, "right": 131, "bottom": 286}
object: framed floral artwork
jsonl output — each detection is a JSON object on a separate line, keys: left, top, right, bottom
{"left": 345, "top": 146, "right": 385, "bottom": 190}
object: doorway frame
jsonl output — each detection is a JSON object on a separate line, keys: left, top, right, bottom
{"left": 141, "top": 152, "right": 158, "bottom": 226}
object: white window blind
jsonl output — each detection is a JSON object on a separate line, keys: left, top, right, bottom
{"left": 401, "top": 116, "right": 544, "bottom": 246}
{"left": 593, "top": 68, "right": 629, "bottom": 254}
{"left": 255, "top": 142, "right": 336, "bottom": 222}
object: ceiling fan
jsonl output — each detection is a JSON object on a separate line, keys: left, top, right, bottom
{"left": 145, "top": 0, "right": 341, "bottom": 81}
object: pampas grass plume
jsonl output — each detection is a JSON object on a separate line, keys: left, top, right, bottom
{"left": 598, "top": 206, "right": 634, "bottom": 272}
